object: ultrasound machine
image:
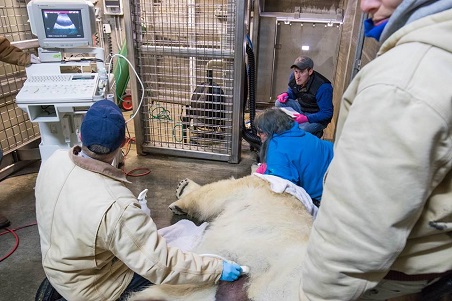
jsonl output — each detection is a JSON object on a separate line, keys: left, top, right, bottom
{"left": 16, "top": 0, "right": 110, "bottom": 162}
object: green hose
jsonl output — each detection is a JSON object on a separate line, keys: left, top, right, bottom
{"left": 113, "top": 41, "right": 129, "bottom": 105}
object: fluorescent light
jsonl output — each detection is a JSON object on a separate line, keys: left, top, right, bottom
{"left": 301, "top": 45, "right": 310, "bottom": 51}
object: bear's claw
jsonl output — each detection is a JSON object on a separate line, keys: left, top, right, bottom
{"left": 175, "top": 178, "right": 201, "bottom": 199}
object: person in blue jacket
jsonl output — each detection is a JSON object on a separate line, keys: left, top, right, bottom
{"left": 275, "top": 56, "right": 333, "bottom": 136}
{"left": 254, "top": 108, "right": 334, "bottom": 204}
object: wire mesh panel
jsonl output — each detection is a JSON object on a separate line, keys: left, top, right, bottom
{"left": 0, "top": 0, "right": 40, "bottom": 155}
{"left": 127, "top": 0, "right": 245, "bottom": 162}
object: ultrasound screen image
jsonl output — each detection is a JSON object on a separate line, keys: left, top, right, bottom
{"left": 42, "top": 9, "right": 84, "bottom": 38}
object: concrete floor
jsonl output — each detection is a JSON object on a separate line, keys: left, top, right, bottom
{"left": 0, "top": 141, "right": 257, "bottom": 301}
{"left": 2, "top": 142, "right": 451, "bottom": 301}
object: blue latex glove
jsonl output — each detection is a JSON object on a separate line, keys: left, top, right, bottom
{"left": 220, "top": 261, "right": 242, "bottom": 281}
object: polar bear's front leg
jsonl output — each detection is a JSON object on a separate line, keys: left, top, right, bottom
{"left": 169, "top": 177, "right": 243, "bottom": 220}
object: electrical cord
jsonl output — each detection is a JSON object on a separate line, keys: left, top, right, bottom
{"left": 108, "top": 51, "right": 182, "bottom": 142}
{"left": 107, "top": 53, "right": 145, "bottom": 124}
{"left": 94, "top": 30, "right": 100, "bottom": 46}
{"left": 149, "top": 106, "right": 185, "bottom": 142}
{"left": 150, "top": 106, "right": 172, "bottom": 121}
{"left": 200, "top": 253, "right": 250, "bottom": 275}
{"left": 120, "top": 127, "right": 151, "bottom": 178}
{"left": 0, "top": 228, "right": 19, "bottom": 262}
{"left": 126, "top": 168, "right": 151, "bottom": 177}
{"left": 0, "top": 222, "right": 37, "bottom": 262}
{"left": 172, "top": 123, "right": 184, "bottom": 142}
{"left": 114, "top": 16, "right": 123, "bottom": 51}
{"left": 106, "top": 26, "right": 113, "bottom": 71}
{"left": 200, "top": 253, "right": 229, "bottom": 261}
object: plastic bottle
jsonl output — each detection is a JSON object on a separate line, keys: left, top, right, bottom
{"left": 98, "top": 67, "right": 107, "bottom": 84}
{"left": 97, "top": 66, "right": 109, "bottom": 96}
{"left": 137, "top": 189, "right": 151, "bottom": 216}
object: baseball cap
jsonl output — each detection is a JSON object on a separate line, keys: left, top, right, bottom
{"left": 81, "top": 99, "right": 125, "bottom": 154}
{"left": 290, "top": 56, "right": 314, "bottom": 70}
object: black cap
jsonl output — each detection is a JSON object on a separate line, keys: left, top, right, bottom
{"left": 290, "top": 56, "right": 314, "bottom": 70}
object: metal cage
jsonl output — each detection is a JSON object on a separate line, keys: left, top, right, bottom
{"left": 0, "top": 0, "right": 40, "bottom": 178}
{"left": 124, "top": 0, "right": 247, "bottom": 163}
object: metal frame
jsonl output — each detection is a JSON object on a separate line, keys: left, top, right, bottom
{"left": 124, "top": 0, "right": 248, "bottom": 163}
{"left": 0, "top": 1, "right": 41, "bottom": 179}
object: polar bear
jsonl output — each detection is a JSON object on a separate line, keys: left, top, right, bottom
{"left": 128, "top": 174, "right": 313, "bottom": 301}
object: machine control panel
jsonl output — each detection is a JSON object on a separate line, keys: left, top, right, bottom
{"left": 17, "top": 73, "right": 99, "bottom": 103}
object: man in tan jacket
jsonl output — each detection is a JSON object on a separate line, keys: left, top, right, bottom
{"left": 301, "top": 0, "right": 452, "bottom": 300}
{"left": 35, "top": 100, "right": 242, "bottom": 301}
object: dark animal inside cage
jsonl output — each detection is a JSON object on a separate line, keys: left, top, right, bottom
{"left": 183, "top": 69, "right": 226, "bottom": 144}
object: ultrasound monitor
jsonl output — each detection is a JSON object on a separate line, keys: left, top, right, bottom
{"left": 27, "top": 0, "right": 96, "bottom": 48}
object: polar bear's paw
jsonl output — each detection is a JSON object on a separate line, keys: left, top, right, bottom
{"left": 175, "top": 178, "right": 200, "bottom": 199}
{"left": 175, "top": 178, "right": 190, "bottom": 199}
{"left": 168, "top": 201, "right": 187, "bottom": 215}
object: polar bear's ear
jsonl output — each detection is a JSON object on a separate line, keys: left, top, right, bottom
{"left": 168, "top": 201, "right": 187, "bottom": 215}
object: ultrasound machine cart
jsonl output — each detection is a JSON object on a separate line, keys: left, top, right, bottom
{"left": 16, "top": 0, "right": 110, "bottom": 162}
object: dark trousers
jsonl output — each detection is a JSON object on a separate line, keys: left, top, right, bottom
{"left": 56, "top": 273, "right": 152, "bottom": 301}
{"left": 117, "top": 273, "right": 153, "bottom": 301}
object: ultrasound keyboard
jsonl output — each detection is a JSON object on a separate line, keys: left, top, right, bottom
{"left": 16, "top": 73, "right": 99, "bottom": 103}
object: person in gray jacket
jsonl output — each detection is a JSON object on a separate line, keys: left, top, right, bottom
{"left": 301, "top": 0, "right": 452, "bottom": 300}
{"left": 35, "top": 99, "right": 242, "bottom": 301}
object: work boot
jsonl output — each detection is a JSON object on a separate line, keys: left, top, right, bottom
{"left": 0, "top": 212, "right": 11, "bottom": 229}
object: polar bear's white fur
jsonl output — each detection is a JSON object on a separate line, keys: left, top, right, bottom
{"left": 128, "top": 175, "right": 313, "bottom": 301}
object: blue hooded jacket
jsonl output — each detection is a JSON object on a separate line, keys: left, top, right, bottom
{"left": 264, "top": 123, "right": 334, "bottom": 200}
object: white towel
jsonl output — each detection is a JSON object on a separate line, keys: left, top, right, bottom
{"left": 158, "top": 219, "right": 209, "bottom": 252}
{"left": 253, "top": 173, "right": 318, "bottom": 218}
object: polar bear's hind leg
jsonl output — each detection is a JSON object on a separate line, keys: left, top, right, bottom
{"left": 175, "top": 178, "right": 201, "bottom": 199}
